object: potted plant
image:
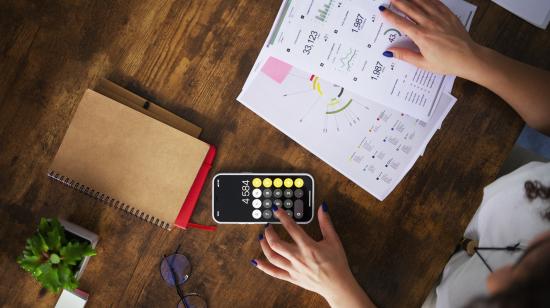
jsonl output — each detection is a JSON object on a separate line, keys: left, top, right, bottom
{"left": 17, "top": 218, "right": 98, "bottom": 293}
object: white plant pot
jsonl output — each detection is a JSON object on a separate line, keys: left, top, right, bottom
{"left": 58, "top": 219, "right": 99, "bottom": 280}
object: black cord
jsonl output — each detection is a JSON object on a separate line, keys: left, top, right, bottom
{"left": 476, "top": 242, "right": 522, "bottom": 252}
{"left": 473, "top": 243, "right": 522, "bottom": 273}
{"left": 474, "top": 249, "right": 493, "bottom": 272}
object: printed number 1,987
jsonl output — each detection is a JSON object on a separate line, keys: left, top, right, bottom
{"left": 371, "top": 61, "right": 384, "bottom": 80}
{"left": 352, "top": 14, "right": 365, "bottom": 33}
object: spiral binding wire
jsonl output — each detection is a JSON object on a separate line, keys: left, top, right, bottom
{"left": 48, "top": 170, "right": 171, "bottom": 230}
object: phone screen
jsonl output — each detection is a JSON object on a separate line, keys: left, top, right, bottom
{"left": 212, "top": 173, "right": 314, "bottom": 224}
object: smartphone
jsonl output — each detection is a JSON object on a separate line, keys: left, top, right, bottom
{"left": 212, "top": 173, "right": 315, "bottom": 224}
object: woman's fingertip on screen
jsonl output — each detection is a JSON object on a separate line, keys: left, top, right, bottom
{"left": 322, "top": 201, "right": 329, "bottom": 212}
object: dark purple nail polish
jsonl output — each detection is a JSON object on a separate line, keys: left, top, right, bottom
{"left": 258, "top": 233, "right": 264, "bottom": 241}
{"left": 378, "top": 5, "right": 386, "bottom": 12}
{"left": 264, "top": 223, "right": 270, "bottom": 228}
{"left": 250, "top": 259, "right": 258, "bottom": 267}
{"left": 322, "top": 201, "right": 328, "bottom": 212}
{"left": 272, "top": 205, "right": 279, "bottom": 212}
{"left": 383, "top": 51, "right": 394, "bottom": 58}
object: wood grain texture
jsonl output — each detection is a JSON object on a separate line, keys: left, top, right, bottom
{"left": 0, "top": 0, "right": 549, "bottom": 307}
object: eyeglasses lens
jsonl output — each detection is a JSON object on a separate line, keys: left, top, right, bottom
{"left": 160, "top": 254, "right": 192, "bottom": 286}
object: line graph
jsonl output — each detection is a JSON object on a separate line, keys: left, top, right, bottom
{"left": 338, "top": 48, "right": 357, "bottom": 72}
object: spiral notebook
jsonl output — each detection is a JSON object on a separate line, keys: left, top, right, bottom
{"left": 48, "top": 85, "right": 216, "bottom": 230}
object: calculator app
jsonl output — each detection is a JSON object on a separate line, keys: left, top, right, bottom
{"left": 213, "top": 174, "right": 314, "bottom": 223}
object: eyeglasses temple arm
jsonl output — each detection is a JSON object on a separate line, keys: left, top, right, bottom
{"left": 164, "top": 255, "right": 188, "bottom": 307}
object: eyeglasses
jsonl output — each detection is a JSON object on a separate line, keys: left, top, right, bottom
{"left": 160, "top": 245, "right": 207, "bottom": 308}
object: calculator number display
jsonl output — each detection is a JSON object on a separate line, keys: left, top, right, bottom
{"left": 241, "top": 180, "right": 250, "bottom": 205}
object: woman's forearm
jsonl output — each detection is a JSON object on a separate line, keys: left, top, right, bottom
{"left": 463, "top": 45, "right": 550, "bottom": 135}
{"left": 324, "top": 271, "right": 376, "bottom": 308}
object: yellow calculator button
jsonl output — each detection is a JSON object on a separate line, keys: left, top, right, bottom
{"left": 294, "top": 178, "right": 304, "bottom": 188}
{"left": 284, "top": 178, "right": 293, "bottom": 188}
{"left": 252, "top": 178, "right": 262, "bottom": 188}
{"left": 273, "top": 178, "right": 283, "bottom": 188}
{"left": 263, "top": 178, "right": 273, "bottom": 188}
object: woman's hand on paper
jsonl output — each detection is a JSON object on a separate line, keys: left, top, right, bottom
{"left": 380, "top": 0, "right": 482, "bottom": 80}
{"left": 252, "top": 203, "right": 375, "bottom": 308}
{"left": 381, "top": 0, "right": 550, "bottom": 135}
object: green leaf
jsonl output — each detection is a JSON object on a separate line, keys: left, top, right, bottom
{"left": 57, "top": 264, "right": 78, "bottom": 291}
{"left": 24, "top": 238, "right": 39, "bottom": 256}
{"left": 60, "top": 242, "right": 96, "bottom": 266}
{"left": 47, "top": 228, "right": 62, "bottom": 252}
{"left": 38, "top": 218, "right": 66, "bottom": 250}
{"left": 50, "top": 253, "right": 61, "bottom": 264}
{"left": 17, "top": 255, "right": 42, "bottom": 273}
{"left": 36, "top": 263, "right": 62, "bottom": 293}
{"left": 38, "top": 218, "right": 50, "bottom": 235}
{"left": 27, "top": 233, "right": 49, "bottom": 255}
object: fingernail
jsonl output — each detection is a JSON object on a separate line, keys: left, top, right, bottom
{"left": 322, "top": 201, "right": 328, "bottom": 212}
{"left": 378, "top": 5, "right": 386, "bottom": 12}
{"left": 264, "top": 223, "right": 270, "bottom": 228}
{"left": 250, "top": 259, "right": 257, "bottom": 267}
{"left": 272, "top": 205, "right": 279, "bottom": 212}
{"left": 383, "top": 51, "right": 393, "bottom": 58}
{"left": 258, "top": 233, "right": 264, "bottom": 241}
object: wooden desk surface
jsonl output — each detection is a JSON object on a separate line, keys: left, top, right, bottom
{"left": 1, "top": 1, "right": 549, "bottom": 307}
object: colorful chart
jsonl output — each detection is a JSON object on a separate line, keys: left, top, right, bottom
{"left": 273, "top": 67, "right": 371, "bottom": 133}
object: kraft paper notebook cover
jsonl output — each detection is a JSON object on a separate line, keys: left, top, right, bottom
{"left": 94, "top": 79, "right": 203, "bottom": 138}
{"left": 49, "top": 87, "right": 216, "bottom": 230}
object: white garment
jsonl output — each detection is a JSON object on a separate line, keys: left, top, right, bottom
{"left": 434, "top": 162, "right": 550, "bottom": 308}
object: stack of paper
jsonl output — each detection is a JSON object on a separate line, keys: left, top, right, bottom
{"left": 492, "top": 0, "right": 550, "bottom": 29}
{"left": 238, "top": 0, "right": 476, "bottom": 200}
